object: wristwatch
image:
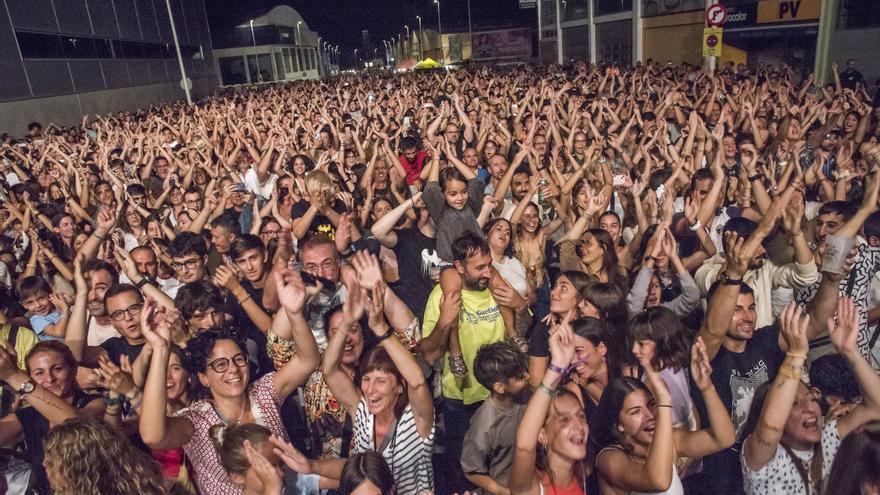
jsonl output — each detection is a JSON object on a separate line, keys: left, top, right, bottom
{"left": 16, "top": 379, "right": 35, "bottom": 396}
{"left": 718, "top": 271, "right": 742, "bottom": 286}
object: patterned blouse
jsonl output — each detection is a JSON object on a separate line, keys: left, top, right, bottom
{"left": 173, "top": 372, "right": 287, "bottom": 495}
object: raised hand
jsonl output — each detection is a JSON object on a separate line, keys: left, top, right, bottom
{"left": 828, "top": 296, "right": 859, "bottom": 357}
{"left": 690, "top": 337, "right": 714, "bottom": 392}
{"left": 139, "top": 298, "right": 170, "bottom": 349}
{"left": 273, "top": 267, "right": 307, "bottom": 314}
{"left": 269, "top": 434, "right": 314, "bottom": 475}
{"left": 342, "top": 280, "right": 366, "bottom": 328}
{"left": 350, "top": 250, "right": 383, "bottom": 290}
{"left": 548, "top": 312, "right": 577, "bottom": 371}
{"left": 243, "top": 440, "right": 283, "bottom": 493}
{"left": 779, "top": 302, "right": 810, "bottom": 356}
{"left": 366, "top": 283, "right": 387, "bottom": 333}
{"left": 96, "top": 354, "right": 137, "bottom": 398}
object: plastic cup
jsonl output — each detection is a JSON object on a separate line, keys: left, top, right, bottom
{"left": 821, "top": 235, "right": 854, "bottom": 275}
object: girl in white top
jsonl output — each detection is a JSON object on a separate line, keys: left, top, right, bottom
{"left": 741, "top": 299, "right": 880, "bottom": 495}
{"left": 590, "top": 338, "right": 735, "bottom": 495}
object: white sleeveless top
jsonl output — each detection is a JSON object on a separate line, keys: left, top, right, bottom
{"left": 598, "top": 447, "right": 685, "bottom": 495}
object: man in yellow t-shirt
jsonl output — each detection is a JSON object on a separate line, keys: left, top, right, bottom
{"left": 420, "top": 233, "right": 505, "bottom": 493}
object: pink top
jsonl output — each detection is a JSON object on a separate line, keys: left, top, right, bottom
{"left": 173, "top": 372, "right": 288, "bottom": 495}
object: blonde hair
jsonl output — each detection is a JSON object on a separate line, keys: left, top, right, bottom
{"left": 43, "top": 418, "right": 165, "bottom": 495}
{"left": 303, "top": 169, "right": 336, "bottom": 202}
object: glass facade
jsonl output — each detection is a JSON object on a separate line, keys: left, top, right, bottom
{"left": 563, "top": 25, "right": 590, "bottom": 62}
{"left": 596, "top": 20, "right": 632, "bottom": 64}
{"left": 595, "top": 0, "right": 633, "bottom": 16}
{"left": 838, "top": 0, "right": 880, "bottom": 28}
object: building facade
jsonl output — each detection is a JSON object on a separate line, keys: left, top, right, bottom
{"left": 0, "top": 0, "right": 216, "bottom": 135}
{"left": 212, "top": 6, "right": 323, "bottom": 86}
{"left": 537, "top": 0, "right": 879, "bottom": 84}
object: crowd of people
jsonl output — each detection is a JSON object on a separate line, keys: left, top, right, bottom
{"left": 0, "top": 58, "right": 879, "bottom": 495}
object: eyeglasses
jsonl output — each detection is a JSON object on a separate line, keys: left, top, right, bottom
{"left": 207, "top": 353, "right": 248, "bottom": 373}
{"left": 303, "top": 259, "right": 337, "bottom": 273}
{"left": 261, "top": 229, "right": 281, "bottom": 237}
{"left": 108, "top": 303, "right": 143, "bottom": 321}
{"left": 171, "top": 257, "right": 201, "bottom": 271}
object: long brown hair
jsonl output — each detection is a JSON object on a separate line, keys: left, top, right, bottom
{"left": 43, "top": 418, "right": 166, "bottom": 495}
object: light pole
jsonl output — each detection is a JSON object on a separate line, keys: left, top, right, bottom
{"left": 466, "top": 0, "right": 472, "bottom": 59}
{"left": 165, "top": 0, "right": 191, "bottom": 104}
{"left": 416, "top": 15, "right": 424, "bottom": 60}
{"left": 354, "top": 48, "right": 358, "bottom": 70}
{"left": 434, "top": 0, "right": 442, "bottom": 63}
{"left": 317, "top": 35, "right": 322, "bottom": 76}
{"left": 249, "top": 19, "right": 256, "bottom": 46}
{"left": 296, "top": 21, "right": 302, "bottom": 45}
{"left": 404, "top": 25, "right": 410, "bottom": 59}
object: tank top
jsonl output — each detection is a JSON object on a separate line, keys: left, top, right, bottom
{"left": 538, "top": 471, "right": 587, "bottom": 495}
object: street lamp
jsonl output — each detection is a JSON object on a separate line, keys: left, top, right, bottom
{"left": 249, "top": 19, "right": 256, "bottom": 46}
{"left": 296, "top": 21, "right": 302, "bottom": 45}
{"left": 416, "top": 16, "right": 424, "bottom": 60}
{"left": 404, "top": 25, "right": 410, "bottom": 59}
{"left": 434, "top": 0, "right": 443, "bottom": 63}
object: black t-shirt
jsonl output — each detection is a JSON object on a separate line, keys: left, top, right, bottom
{"left": 18, "top": 390, "right": 98, "bottom": 494}
{"left": 528, "top": 318, "right": 551, "bottom": 358}
{"left": 695, "top": 324, "right": 784, "bottom": 495}
{"left": 841, "top": 69, "right": 863, "bottom": 89}
{"left": 391, "top": 228, "right": 436, "bottom": 317}
{"left": 223, "top": 282, "right": 273, "bottom": 380}
{"left": 290, "top": 199, "right": 347, "bottom": 239}
{"left": 101, "top": 337, "right": 145, "bottom": 365}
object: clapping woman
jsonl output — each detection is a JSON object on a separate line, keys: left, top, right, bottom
{"left": 590, "top": 337, "right": 735, "bottom": 495}
{"left": 138, "top": 267, "right": 320, "bottom": 495}
{"left": 322, "top": 253, "right": 434, "bottom": 495}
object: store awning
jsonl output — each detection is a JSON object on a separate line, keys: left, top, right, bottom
{"left": 415, "top": 58, "right": 442, "bottom": 69}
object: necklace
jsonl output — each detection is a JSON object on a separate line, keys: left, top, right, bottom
{"left": 213, "top": 398, "right": 249, "bottom": 426}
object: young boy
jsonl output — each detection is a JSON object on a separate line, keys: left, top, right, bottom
{"left": 16, "top": 276, "right": 69, "bottom": 341}
{"left": 460, "top": 341, "right": 531, "bottom": 495}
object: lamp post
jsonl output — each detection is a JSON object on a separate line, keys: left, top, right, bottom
{"left": 165, "top": 0, "right": 191, "bottom": 104}
{"left": 249, "top": 19, "right": 256, "bottom": 46}
{"left": 317, "top": 35, "right": 322, "bottom": 77}
{"left": 404, "top": 25, "right": 410, "bottom": 59}
{"left": 416, "top": 15, "right": 424, "bottom": 60}
{"left": 296, "top": 21, "right": 302, "bottom": 45}
{"left": 434, "top": 0, "right": 442, "bottom": 63}
{"left": 354, "top": 48, "right": 358, "bottom": 70}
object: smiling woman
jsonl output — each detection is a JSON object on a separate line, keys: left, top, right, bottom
{"left": 139, "top": 267, "right": 321, "bottom": 495}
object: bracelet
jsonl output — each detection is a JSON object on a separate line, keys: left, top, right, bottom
{"left": 376, "top": 326, "right": 394, "bottom": 342}
{"left": 748, "top": 173, "right": 763, "bottom": 182}
{"left": 689, "top": 219, "right": 703, "bottom": 231}
{"left": 104, "top": 409, "right": 121, "bottom": 416}
{"left": 125, "top": 386, "right": 142, "bottom": 401}
{"left": 136, "top": 278, "right": 150, "bottom": 289}
{"left": 537, "top": 383, "right": 557, "bottom": 397}
{"left": 237, "top": 293, "right": 253, "bottom": 304}
{"left": 785, "top": 352, "right": 807, "bottom": 360}
{"left": 547, "top": 362, "right": 567, "bottom": 375}
{"left": 92, "top": 231, "right": 106, "bottom": 241}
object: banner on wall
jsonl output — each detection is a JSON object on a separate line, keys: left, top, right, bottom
{"left": 520, "top": 0, "right": 537, "bottom": 8}
{"left": 471, "top": 28, "right": 532, "bottom": 60}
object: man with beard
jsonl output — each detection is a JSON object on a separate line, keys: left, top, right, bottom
{"left": 421, "top": 233, "right": 506, "bottom": 494}
{"left": 489, "top": 147, "right": 535, "bottom": 220}
{"left": 695, "top": 213, "right": 817, "bottom": 328}
{"left": 687, "top": 222, "right": 846, "bottom": 495}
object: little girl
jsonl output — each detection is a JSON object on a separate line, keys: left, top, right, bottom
{"left": 214, "top": 423, "right": 323, "bottom": 495}
{"left": 422, "top": 141, "right": 515, "bottom": 376}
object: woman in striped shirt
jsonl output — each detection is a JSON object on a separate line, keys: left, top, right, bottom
{"left": 323, "top": 256, "right": 434, "bottom": 495}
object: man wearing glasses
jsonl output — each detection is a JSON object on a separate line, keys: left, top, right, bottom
{"left": 68, "top": 284, "right": 148, "bottom": 368}
{"left": 169, "top": 232, "right": 209, "bottom": 284}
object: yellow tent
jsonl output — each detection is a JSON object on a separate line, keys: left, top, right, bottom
{"left": 415, "top": 58, "right": 442, "bottom": 69}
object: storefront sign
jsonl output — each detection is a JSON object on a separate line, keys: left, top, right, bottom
{"left": 520, "top": 0, "right": 537, "bottom": 8}
{"left": 703, "top": 27, "right": 723, "bottom": 56}
{"left": 757, "top": 0, "right": 821, "bottom": 23}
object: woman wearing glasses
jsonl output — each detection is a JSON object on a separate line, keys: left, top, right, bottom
{"left": 139, "top": 267, "right": 321, "bottom": 495}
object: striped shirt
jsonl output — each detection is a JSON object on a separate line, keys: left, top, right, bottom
{"left": 352, "top": 398, "right": 434, "bottom": 495}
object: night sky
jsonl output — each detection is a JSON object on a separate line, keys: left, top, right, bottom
{"left": 205, "top": 0, "right": 536, "bottom": 55}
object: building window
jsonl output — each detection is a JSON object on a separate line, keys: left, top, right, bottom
{"left": 219, "top": 56, "right": 247, "bottom": 85}
{"left": 15, "top": 31, "right": 197, "bottom": 61}
{"left": 274, "top": 51, "right": 284, "bottom": 77}
{"left": 596, "top": 19, "right": 632, "bottom": 64}
{"left": 563, "top": 25, "right": 589, "bottom": 62}
{"left": 838, "top": 0, "right": 880, "bottom": 28}
{"left": 562, "top": 0, "right": 589, "bottom": 22}
{"left": 594, "top": 0, "right": 632, "bottom": 16}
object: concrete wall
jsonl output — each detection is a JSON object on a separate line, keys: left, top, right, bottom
{"left": 0, "top": 74, "right": 217, "bottom": 135}
{"left": 828, "top": 27, "right": 880, "bottom": 88}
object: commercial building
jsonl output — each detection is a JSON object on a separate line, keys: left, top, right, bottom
{"left": 536, "top": 0, "right": 879, "bottom": 84}
{"left": 212, "top": 6, "right": 324, "bottom": 86}
{"left": 0, "top": 0, "right": 216, "bottom": 135}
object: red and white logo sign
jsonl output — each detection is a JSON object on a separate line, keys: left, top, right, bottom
{"left": 706, "top": 3, "right": 728, "bottom": 26}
